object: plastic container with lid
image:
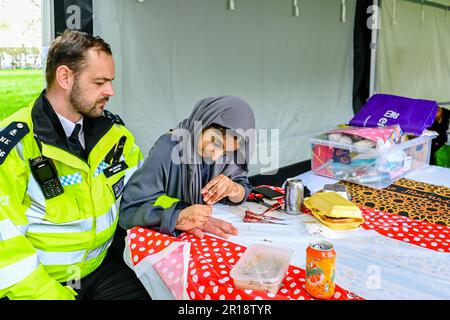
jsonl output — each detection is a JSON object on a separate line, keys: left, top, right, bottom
{"left": 230, "top": 243, "right": 294, "bottom": 294}
{"left": 310, "top": 128, "right": 438, "bottom": 189}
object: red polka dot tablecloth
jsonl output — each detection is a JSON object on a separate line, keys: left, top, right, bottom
{"left": 360, "top": 206, "right": 450, "bottom": 253}
{"left": 127, "top": 228, "right": 362, "bottom": 301}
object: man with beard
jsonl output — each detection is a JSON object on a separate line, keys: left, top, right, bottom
{"left": 0, "top": 30, "right": 150, "bottom": 300}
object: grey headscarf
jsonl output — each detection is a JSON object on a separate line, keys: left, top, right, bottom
{"left": 171, "top": 96, "right": 256, "bottom": 205}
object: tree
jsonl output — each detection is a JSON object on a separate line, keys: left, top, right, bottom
{"left": 16, "top": 46, "right": 27, "bottom": 68}
{"left": 22, "top": 0, "right": 42, "bottom": 49}
{"left": 5, "top": 47, "right": 26, "bottom": 69}
{"left": 30, "top": 0, "right": 40, "bottom": 8}
{"left": 3, "top": 48, "right": 12, "bottom": 68}
{"left": 30, "top": 47, "right": 40, "bottom": 69}
{"left": 0, "top": 47, "right": 6, "bottom": 69}
{"left": 0, "top": 23, "right": 8, "bottom": 68}
{"left": 0, "top": 22, "right": 9, "bottom": 30}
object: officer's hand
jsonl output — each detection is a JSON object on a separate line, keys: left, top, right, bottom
{"left": 176, "top": 205, "right": 212, "bottom": 231}
{"left": 185, "top": 217, "right": 238, "bottom": 240}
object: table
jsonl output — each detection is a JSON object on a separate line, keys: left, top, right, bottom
{"left": 124, "top": 166, "right": 450, "bottom": 300}
{"left": 294, "top": 165, "right": 450, "bottom": 193}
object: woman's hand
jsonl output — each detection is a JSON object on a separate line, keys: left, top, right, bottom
{"left": 175, "top": 205, "right": 212, "bottom": 231}
{"left": 186, "top": 217, "right": 238, "bottom": 239}
{"left": 201, "top": 174, "right": 245, "bottom": 205}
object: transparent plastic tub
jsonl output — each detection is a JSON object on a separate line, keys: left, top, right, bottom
{"left": 230, "top": 243, "right": 294, "bottom": 294}
{"left": 310, "top": 129, "right": 438, "bottom": 189}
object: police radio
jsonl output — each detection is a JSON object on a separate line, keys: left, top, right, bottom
{"left": 29, "top": 157, "right": 64, "bottom": 200}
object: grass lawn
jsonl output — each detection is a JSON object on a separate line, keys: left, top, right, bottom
{"left": 0, "top": 69, "right": 44, "bottom": 121}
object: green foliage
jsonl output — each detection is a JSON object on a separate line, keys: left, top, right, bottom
{"left": 435, "top": 145, "right": 450, "bottom": 168}
{"left": 0, "top": 69, "right": 43, "bottom": 121}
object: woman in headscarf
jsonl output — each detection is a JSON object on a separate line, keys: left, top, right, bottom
{"left": 119, "top": 96, "right": 255, "bottom": 239}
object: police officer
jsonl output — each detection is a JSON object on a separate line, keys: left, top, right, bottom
{"left": 0, "top": 30, "right": 150, "bottom": 300}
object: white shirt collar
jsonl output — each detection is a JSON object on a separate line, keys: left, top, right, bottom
{"left": 56, "top": 113, "right": 86, "bottom": 149}
{"left": 56, "top": 113, "right": 84, "bottom": 138}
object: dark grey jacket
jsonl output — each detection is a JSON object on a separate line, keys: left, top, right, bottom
{"left": 119, "top": 133, "right": 252, "bottom": 236}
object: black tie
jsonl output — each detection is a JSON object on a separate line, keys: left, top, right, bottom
{"left": 68, "top": 124, "right": 86, "bottom": 160}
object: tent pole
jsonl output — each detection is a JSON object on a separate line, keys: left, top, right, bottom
{"left": 369, "top": 0, "right": 380, "bottom": 98}
{"left": 41, "top": 0, "right": 55, "bottom": 47}
{"left": 41, "top": 0, "right": 55, "bottom": 85}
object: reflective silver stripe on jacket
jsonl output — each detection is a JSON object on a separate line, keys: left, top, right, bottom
{"left": 36, "top": 237, "right": 113, "bottom": 266}
{"left": 0, "top": 219, "right": 27, "bottom": 241}
{"left": 0, "top": 254, "right": 40, "bottom": 290}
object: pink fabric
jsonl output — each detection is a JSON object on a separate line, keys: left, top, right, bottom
{"left": 329, "top": 126, "right": 400, "bottom": 143}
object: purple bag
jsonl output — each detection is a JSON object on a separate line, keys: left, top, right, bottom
{"left": 349, "top": 94, "right": 438, "bottom": 136}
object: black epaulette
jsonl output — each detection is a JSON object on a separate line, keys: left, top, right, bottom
{"left": 103, "top": 110, "right": 125, "bottom": 126}
{"left": 0, "top": 122, "right": 30, "bottom": 165}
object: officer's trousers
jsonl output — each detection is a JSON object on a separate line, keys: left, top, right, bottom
{"left": 74, "top": 227, "right": 151, "bottom": 300}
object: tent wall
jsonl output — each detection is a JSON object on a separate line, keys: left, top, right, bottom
{"left": 93, "top": 0, "right": 356, "bottom": 175}
{"left": 376, "top": 0, "right": 450, "bottom": 104}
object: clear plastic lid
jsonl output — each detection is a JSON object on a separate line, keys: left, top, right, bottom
{"left": 230, "top": 243, "right": 294, "bottom": 286}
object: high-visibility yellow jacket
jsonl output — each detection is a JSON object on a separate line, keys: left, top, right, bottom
{"left": 0, "top": 92, "right": 143, "bottom": 300}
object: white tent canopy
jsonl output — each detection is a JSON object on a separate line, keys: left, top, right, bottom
{"left": 41, "top": 0, "right": 450, "bottom": 175}
{"left": 86, "top": 0, "right": 356, "bottom": 176}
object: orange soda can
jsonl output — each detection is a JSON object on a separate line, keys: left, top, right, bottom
{"left": 305, "top": 240, "right": 336, "bottom": 299}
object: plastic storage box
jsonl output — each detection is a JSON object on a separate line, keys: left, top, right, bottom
{"left": 230, "top": 243, "right": 294, "bottom": 294}
{"left": 310, "top": 129, "right": 437, "bottom": 189}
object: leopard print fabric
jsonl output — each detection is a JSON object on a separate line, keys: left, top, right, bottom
{"left": 342, "top": 179, "right": 450, "bottom": 226}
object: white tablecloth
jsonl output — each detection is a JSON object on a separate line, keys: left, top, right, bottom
{"left": 124, "top": 165, "right": 450, "bottom": 300}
